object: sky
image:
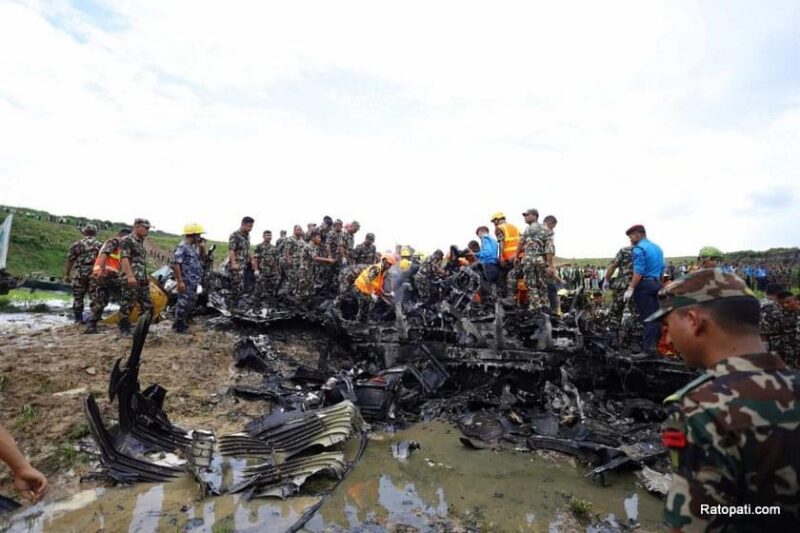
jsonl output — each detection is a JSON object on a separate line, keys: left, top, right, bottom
{"left": 1, "top": 0, "right": 798, "bottom": 258}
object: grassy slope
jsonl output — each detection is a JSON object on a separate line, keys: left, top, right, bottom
{"left": 2, "top": 206, "right": 228, "bottom": 276}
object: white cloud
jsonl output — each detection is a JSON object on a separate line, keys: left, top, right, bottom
{"left": 0, "top": 0, "right": 798, "bottom": 258}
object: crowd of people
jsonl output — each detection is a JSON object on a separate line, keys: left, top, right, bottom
{"left": 57, "top": 213, "right": 800, "bottom": 365}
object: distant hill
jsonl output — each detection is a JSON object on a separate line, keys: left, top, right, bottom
{"left": 0, "top": 205, "right": 228, "bottom": 276}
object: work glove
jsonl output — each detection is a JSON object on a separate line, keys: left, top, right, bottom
{"left": 623, "top": 287, "right": 634, "bottom": 302}
{"left": 371, "top": 294, "right": 379, "bottom": 302}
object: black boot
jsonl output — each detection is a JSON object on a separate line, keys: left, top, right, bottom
{"left": 73, "top": 310, "right": 84, "bottom": 324}
{"left": 84, "top": 320, "right": 98, "bottom": 334}
{"left": 172, "top": 319, "right": 188, "bottom": 334}
{"left": 118, "top": 318, "right": 132, "bottom": 336}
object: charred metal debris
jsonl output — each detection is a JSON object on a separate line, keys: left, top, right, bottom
{"left": 211, "top": 280, "right": 695, "bottom": 494}
{"left": 82, "top": 312, "right": 367, "bottom": 508}
{"left": 81, "top": 280, "right": 694, "bottom": 523}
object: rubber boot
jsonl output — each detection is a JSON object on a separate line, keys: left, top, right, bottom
{"left": 172, "top": 318, "right": 188, "bottom": 334}
{"left": 73, "top": 310, "right": 84, "bottom": 325}
{"left": 84, "top": 320, "right": 98, "bottom": 334}
{"left": 118, "top": 318, "right": 132, "bottom": 336}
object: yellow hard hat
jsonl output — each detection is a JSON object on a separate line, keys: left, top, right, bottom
{"left": 401, "top": 247, "right": 412, "bottom": 258}
{"left": 183, "top": 223, "right": 205, "bottom": 235}
{"left": 490, "top": 212, "right": 506, "bottom": 221}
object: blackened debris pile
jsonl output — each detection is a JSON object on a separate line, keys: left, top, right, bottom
{"left": 83, "top": 313, "right": 366, "bottom": 505}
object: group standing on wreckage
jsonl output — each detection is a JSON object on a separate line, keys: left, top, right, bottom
{"left": 0, "top": 210, "right": 798, "bottom": 531}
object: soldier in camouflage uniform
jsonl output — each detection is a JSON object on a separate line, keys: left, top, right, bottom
{"left": 647, "top": 268, "right": 800, "bottom": 530}
{"left": 760, "top": 283, "right": 787, "bottom": 357}
{"left": 318, "top": 216, "right": 333, "bottom": 244}
{"left": 298, "top": 231, "right": 334, "bottom": 301}
{"left": 64, "top": 225, "right": 102, "bottom": 324}
{"left": 85, "top": 228, "right": 131, "bottom": 334}
{"left": 118, "top": 219, "right": 152, "bottom": 335}
{"left": 350, "top": 233, "right": 377, "bottom": 267}
{"left": 604, "top": 245, "right": 644, "bottom": 348}
{"left": 413, "top": 250, "right": 445, "bottom": 304}
{"left": 777, "top": 291, "right": 799, "bottom": 368}
{"left": 324, "top": 219, "right": 345, "bottom": 261}
{"left": 254, "top": 230, "right": 280, "bottom": 302}
{"left": 517, "top": 209, "right": 554, "bottom": 313}
{"left": 227, "top": 216, "right": 255, "bottom": 308}
{"left": 171, "top": 224, "right": 204, "bottom": 333}
{"left": 342, "top": 221, "right": 359, "bottom": 261}
{"left": 281, "top": 225, "right": 306, "bottom": 298}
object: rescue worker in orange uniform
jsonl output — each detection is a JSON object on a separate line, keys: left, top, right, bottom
{"left": 491, "top": 212, "right": 520, "bottom": 297}
{"left": 354, "top": 254, "right": 396, "bottom": 322}
{"left": 84, "top": 228, "right": 131, "bottom": 334}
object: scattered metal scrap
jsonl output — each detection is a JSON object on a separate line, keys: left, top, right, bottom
{"left": 83, "top": 313, "right": 367, "bottom": 508}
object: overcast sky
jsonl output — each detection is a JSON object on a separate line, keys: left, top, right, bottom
{"left": 1, "top": 0, "right": 798, "bottom": 258}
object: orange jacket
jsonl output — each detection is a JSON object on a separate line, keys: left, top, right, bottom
{"left": 497, "top": 223, "right": 520, "bottom": 262}
{"left": 355, "top": 265, "right": 386, "bottom": 296}
{"left": 92, "top": 239, "right": 122, "bottom": 275}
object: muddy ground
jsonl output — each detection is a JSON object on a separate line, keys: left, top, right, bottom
{"left": 0, "top": 316, "right": 322, "bottom": 501}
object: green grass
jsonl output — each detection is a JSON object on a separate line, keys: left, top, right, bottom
{"left": 2, "top": 206, "right": 229, "bottom": 276}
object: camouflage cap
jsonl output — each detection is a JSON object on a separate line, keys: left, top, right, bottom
{"left": 645, "top": 268, "right": 755, "bottom": 322}
{"left": 81, "top": 224, "right": 97, "bottom": 235}
{"left": 351, "top": 220, "right": 360, "bottom": 227}
{"left": 134, "top": 218, "right": 151, "bottom": 228}
{"left": 365, "top": 232, "right": 375, "bottom": 241}
{"left": 522, "top": 208, "right": 539, "bottom": 216}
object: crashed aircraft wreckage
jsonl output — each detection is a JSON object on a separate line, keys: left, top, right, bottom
{"left": 79, "top": 270, "right": 695, "bottom": 529}
{"left": 83, "top": 312, "right": 367, "bottom": 516}
{"left": 206, "top": 270, "right": 695, "bottom": 494}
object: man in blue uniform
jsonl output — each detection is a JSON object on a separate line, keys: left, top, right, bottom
{"left": 624, "top": 224, "right": 664, "bottom": 353}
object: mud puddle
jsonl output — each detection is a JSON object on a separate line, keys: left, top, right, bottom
{"left": 0, "top": 313, "right": 72, "bottom": 334}
{"left": 2, "top": 422, "right": 663, "bottom": 532}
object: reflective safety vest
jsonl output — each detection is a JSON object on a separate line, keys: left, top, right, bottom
{"left": 355, "top": 264, "right": 385, "bottom": 295}
{"left": 498, "top": 223, "right": 520, "bottom": 262}
{"left": 92, "top": 240, "right": 121, "bottom": 275}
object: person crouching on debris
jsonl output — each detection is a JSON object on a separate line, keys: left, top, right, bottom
{"left": 354, "top": 254, "right": 396, "bottom": 322}
{"left": 118, "top": 219, "right": 152, "bottom": 336}
{"left": 171, "top": 224, "right": 205, "bottom": 334}
{"left": 84, "top": 228, "right": 131, "bottom": 334}
{"left": 648, "top": 269, "right": 800, "bottom": 531}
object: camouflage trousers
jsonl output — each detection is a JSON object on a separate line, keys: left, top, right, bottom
{"left": 357, "top": 292, "right": 374, "bottom": 322}
{"left": 174, "top": 281, "right": 198, "bottom": 321}
{"left": 256, "top": 274, "right": 278, "bottom": 301}
{"left": 72, "top": 275, "right": 92, "bottom": 316}
{"left": 522, "top": 256, "right": 549, "bottom": 313}
{"left": 506, "top": 263, "right": 524, "bottom": 300}
{"left": 88, "top": 275, "right": 120, "bottom": 322}
{"left": 119, "top": 280, "right": 152, "bottom": 321}
{"left": 296, "top": 266, "right": 313, "bottom": 301}
{"left": 229, "top": 271, "right": 244, "bottom": 306}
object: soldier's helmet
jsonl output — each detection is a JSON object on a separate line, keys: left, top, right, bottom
{"left": 82, "top": 224, "right": 97, "bottom": 236}
{"left": 645, "top": 268, "right": 755, "bottom": 322}
{"left": 365, "top": 233, "right": 375, "bottom": 241}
